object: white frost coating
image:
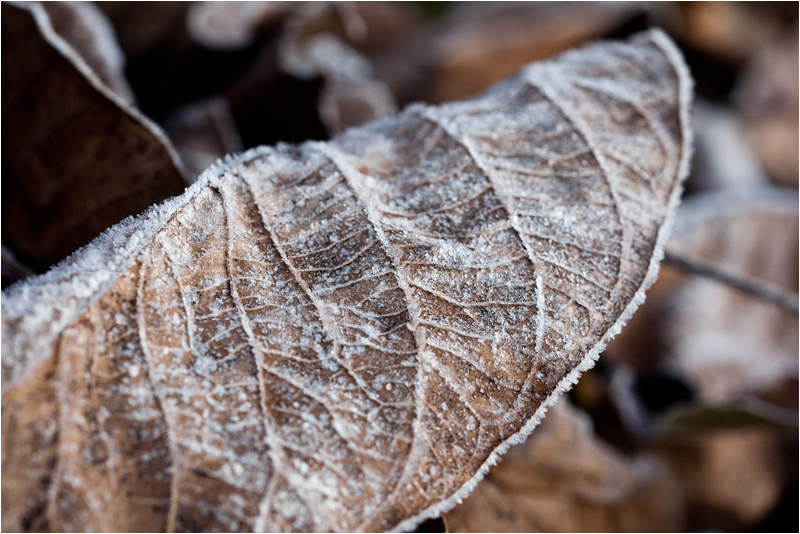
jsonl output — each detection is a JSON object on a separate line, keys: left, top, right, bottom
{"left": 313, "top": 142, "right": 434, "bottom": 529}
{"left": 534, "top": 274, "right": 546, "bottom": 354}
{"left": 1, "top": 146, "right": 273, "bottom": 393}
{"left": 391, "top": 28, "right": 693, "bottom": 533}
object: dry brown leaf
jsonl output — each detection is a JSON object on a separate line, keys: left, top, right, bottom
{"left": 735, "top": 39, "right": 799, "bottom": 188}
{"left": 664, "top": 189, "right": 798, "bottom": 401}
{"left": 427, "top": 2, "right": 644, "bottom": 103}
{"left": 444, "top": 399, "right": 684, "bottom": 532}
{"left": 1, "top": 2, "right": 188, "bottom": 264}
{"left": 40, "top": 1, "right": 136, "bottom": 104}
{"left": 654, "top": 427, "right": 785, "bottom": 527}
{"left": 1, "top": 30, "right": 691, "bottom": 532}
{"left": 608, "top": 187, "right": 798, "bottom": 400}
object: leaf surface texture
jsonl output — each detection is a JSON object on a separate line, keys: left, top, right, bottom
{"left": 1, "top": 30, "right": 691, "bottom": 533}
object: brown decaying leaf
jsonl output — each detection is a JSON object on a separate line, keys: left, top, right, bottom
{"left": 654, "top": 427, "right": 785, "bottom": 527}
{"left": 607, "top": 187, "right": 798, "bottom": 392}
{"left": 40, "top": 1, "right": 136, "bottom": 104}
{"left": 444, "top": 398, "right": 684, "bottom": 532}
{"left": 1, "top": 30, "right": 692, "bottom": 532}
{"left": 427, "top": 2, "right": 644, "bottom": 103}
{"left": 663, "top": 188, "right": 798, "bottom": 401}
{"left": 1, "top": 2, "right": 187, "bottom": 264}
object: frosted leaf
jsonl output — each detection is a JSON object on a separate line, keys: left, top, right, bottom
{"left": 1, "top": 29, "right": 692, "bottom": 532}
{"left": 666, "top": 189, "right": 797, "bottom": 401}
{"left": 1, "top": 2, "right": 187, "bottom": 263}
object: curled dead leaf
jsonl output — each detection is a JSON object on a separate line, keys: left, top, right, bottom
{"left": 1, "top": 1, "right": 187, "bottom": 264}
{"left": 2, "top": 30, "right": 691, "bottom": 532}
{"left": 278, "top": 7, "right": 397, "bottom": 134}
{"left": 40, "top": 1, "right": 135, "bottom": 104}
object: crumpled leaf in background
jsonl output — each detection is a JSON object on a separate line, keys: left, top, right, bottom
{"left": 163, "top": 97, "right": 244, "bottom": 182}
{"left": 425, "top": 2, "right": 645, "bottom": 103}
{"left": 186, "top": 1, "right": 292, "bottom": 51}
{"left": 277, "top": 3, "right": 398, "bottom": 134}
{"left": 1, "top": 30, "right": 691, "bottom": 533}
{"left": 664, "top": 189, "right": 798, "bottom": 402}
{"left": 653, "top": 427, "right": 788, "bottom": 528}
{"left": 607, "top": 187, "right": 798, "bottom": 402}
{"left": 1, "top": 2, "right": 187, "bottom": 264}
{"left": 735, "top": 38, "right": 799, "bottom": 188}
{"left": 444, "top": 398, "right": 684, "bottom": 532}
{"left": 604, "top": 186, "right": 797, "bottom": 531}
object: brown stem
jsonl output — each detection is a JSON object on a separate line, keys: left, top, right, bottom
{"left": 663, "top": 251, "right": 799, "bottom": 316}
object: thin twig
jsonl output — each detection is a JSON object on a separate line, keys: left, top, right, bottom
{"left": 663, "top": 250, "right": 799, "bottom": 315}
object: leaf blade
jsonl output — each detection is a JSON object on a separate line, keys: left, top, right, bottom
{"left": 1, "top": 29, "right": 692, "bottom": 533}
